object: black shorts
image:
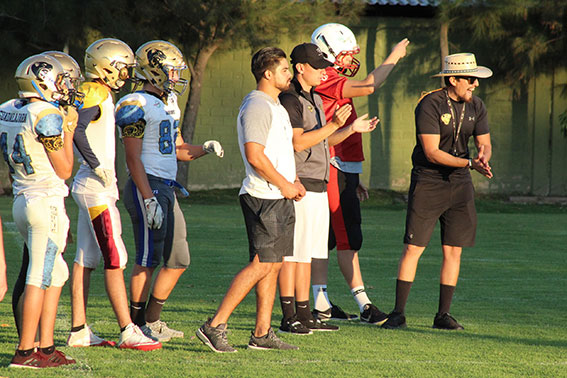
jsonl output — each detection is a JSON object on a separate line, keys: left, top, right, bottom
{"left": 327, "top": 166, "right": 362, "bottom": 251}
{"left": 404, "top": 168, "right": 477, "bottom": 247}
{"left": 239, "top": 194, "right": 295, "bottom": 263}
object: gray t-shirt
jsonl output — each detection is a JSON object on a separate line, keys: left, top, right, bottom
{"left": 237, "top": 90, "right": 296, "bottom": 199}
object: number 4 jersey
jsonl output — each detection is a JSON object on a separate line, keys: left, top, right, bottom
{"left": 0, "top": 98, "right": 68, "bottom": 198}
{"left": 115, "top": 92, "right": 178, "bottom": 180}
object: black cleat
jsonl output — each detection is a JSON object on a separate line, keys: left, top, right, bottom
{"left": 433, "top": 312, "right": 464, "bottom": 330}
{"left": 300, "top": 317, "right": 339, "bottom": 331}
{"left": 360, "top": 304, "right": 388, "bottom": 325}
{"left": 381, "top": 311, "right": 407, "bottom": 329}
{"left": 312, "top": 303, "right": 358, "bottom": 322}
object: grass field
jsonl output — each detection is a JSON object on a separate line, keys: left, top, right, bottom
{"left": 0, "top": 189, "right": 565, "bottom": 377}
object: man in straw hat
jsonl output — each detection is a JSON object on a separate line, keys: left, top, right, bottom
{"left": 382, "top": 53, "right": 493, "bottom": 330}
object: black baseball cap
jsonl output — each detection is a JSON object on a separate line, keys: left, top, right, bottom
{"left": 290, "top": 43, "right": 332, "bottom": 69}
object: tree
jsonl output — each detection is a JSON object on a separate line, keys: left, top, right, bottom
{"left": 128, "top": 0, "right": 366, "bottom": 184}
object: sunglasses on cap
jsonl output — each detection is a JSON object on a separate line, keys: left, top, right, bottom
{"left": 456, "top": 76, "right": 478, "bottom": 84}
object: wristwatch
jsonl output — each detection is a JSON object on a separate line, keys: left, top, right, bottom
{"left": 468, "top": 159, "right": 473, "bottom": 169}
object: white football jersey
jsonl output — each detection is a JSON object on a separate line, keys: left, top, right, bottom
{"left": 0, "top": 99, "right": 68, "bottom": 198}
{"left": 76, "top": 82, "right": 116, "bottom": 171}
{"left": 116, "top": 92, "right": 178, "bottom": 180}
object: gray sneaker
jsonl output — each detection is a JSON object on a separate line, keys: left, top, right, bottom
{"left": 141, "top": 322, "right": 171, "bottom": 342}
{"left": 248, "top": 328, "right": 299, "bottom": 350}
{"left": 196, "top": 319, "right": 237, "bottom": 353}
{"left": 147, "top": 320, "right": 184, "bottom": 339}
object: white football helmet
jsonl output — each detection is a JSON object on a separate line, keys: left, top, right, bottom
{"left": 84, "top": 38, "right": 136, "bottom": 90}
{"left": 135, "top": 40, "right": 188, "bottom": 96}
{"left": 311, "top": 23, "right": 361, "bottom": 77}
{"left": 42, "top": 51, "right": 85, "bottom": 107}
{"left": 15, "top": 54, "right": 73, "bottom": 103}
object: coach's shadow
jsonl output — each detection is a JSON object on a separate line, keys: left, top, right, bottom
{"left": 401, "top": 326, "right": 567, "bottom": 349}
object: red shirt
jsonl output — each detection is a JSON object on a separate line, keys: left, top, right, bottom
{"left": 315, "top": 67, "right": 364, "bottom": 162}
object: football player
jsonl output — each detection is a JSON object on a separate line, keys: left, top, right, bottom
{"left": 11, "top": 51, "right": 83, "bottom": 344}
{"left": 116, "top": 40, "right": 223, "bottom": 342}
{"left": 67, "top": 39, "right": 161, "bottom": 351}
{"left": 311, "top": 23, "right": 409, "bottom": 324}
{"left": 2, "top": 54, "right": 78, "bottom": 368}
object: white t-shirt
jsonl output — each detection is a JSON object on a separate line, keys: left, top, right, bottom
{"left": 237, "top": 90, "right": 296, "bottom": 199}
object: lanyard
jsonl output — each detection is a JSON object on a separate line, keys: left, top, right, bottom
{"left": 444, "top": 89, "right": 465, "bottom": 156}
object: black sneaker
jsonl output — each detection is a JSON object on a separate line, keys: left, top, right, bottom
{"left": 300, "top": 317, "right": 339, "bottom": 332}
{"left": 433, "top": 312, "right": 464, "bottom": 330}
{"left": 313, "top": 303, "right": 359, "bottom": 322}
{"left": 360, "top": 303, "right": 388, "bottom": 325}
{"left": 279, "top": 316, "right": 312, "bottom": 335}
{"left": 196, "top": 319, "right": 237, "bottom": 353}
{"left": 381, "top": 311, "right": 407, "bottom": 329}
{"left": 248, "top": 328, "right": 299, "bottom": 350}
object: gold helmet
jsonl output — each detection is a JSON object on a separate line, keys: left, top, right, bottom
{"left": 42, "top": 51, "right": 85, "bottom": 107}
{"left": 15, "top": 54, "right": 73, "bottom": 102}
{"left": 84, "top": 38, "right": 136, "bottom": 90}
{"left": 135, "top": 40, "right": 188, "bottom": 95}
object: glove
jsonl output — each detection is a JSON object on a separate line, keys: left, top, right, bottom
{"left": 62, "top": 106, "right": 78, "bottom": 133}
{"left": 93, "top": 167, "right": 115, "bottom": 187}
{"left": 203, "top": 140, "right": 224, "bottom": 158}
{"left": 144, "top": 196, "right": 164, "bottom": 230}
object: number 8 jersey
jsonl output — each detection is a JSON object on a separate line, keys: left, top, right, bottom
{"left": 0, "top": 99, "right": 68, "bottom": 198}
{"left": 115, "top": 92, "right": 178, "bottom": 180}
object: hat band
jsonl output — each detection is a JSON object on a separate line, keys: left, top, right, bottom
{"left": 441, "top": 68, "right": 479, "bottom": 74}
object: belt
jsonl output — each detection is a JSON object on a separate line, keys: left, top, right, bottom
{"left": 147, "top": 175, "right": 190, "bottom": 197}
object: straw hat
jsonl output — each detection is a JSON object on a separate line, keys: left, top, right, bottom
{"left": 432, "top": 53, "right": 492, "bottom": 78}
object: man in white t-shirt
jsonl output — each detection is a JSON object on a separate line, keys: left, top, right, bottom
{"left": 197, "top": 47, "right": 305, "bottom": 352}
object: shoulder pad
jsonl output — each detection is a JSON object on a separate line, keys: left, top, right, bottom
{"left": 115, "top": 98, "right": 146, "bottom": 128}
{"left": 80, "top": 82, "right": 110, "bottom": 109}
{"left": 34, "top": 107, "right": 63, "bottom": 137}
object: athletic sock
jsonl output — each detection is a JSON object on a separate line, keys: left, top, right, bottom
{"left": 295, "top": 300, "right": 312, "bottom": 321}
{"left": 438, "top": 284, "right": 456, "bottom": 314}
{"left": 71, "top": 324, "right": 85, "bottom": 333}
{"left": 279, "top": 296, "right": 295, "bottom": 321}
{"left": 351, "top": 286, "right": 371, "bottom": 313}
{"left": 394, "top": 279, "right": 413, "bottom": 314}
{"left": 145, "top": 295, "right": 166, "bottom": 323}
{"left": 39, "top": 345, "right": 55, "bottom": 355}
{"left": 312, "top": 284, "right": 331, "bottom": 312}
{"left": 130, "top": 301, "right": 146, "bottom": 326}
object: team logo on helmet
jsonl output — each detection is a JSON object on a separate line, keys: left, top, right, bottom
{"left": 31, "top": 62, "right": 53, "bottom": 81}
{"left": 147, "top": 49, "right": 166, "bottom": 69}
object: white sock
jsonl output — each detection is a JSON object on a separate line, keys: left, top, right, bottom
{"left": 312, "top": 285, "right": 331, "bottom": 311}
{"left": 351, "top": 286, "right": 371, "bottom": 312}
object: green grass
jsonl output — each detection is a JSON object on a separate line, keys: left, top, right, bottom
{"left": 0, "top": 190, "right": 565, "bottom": 377}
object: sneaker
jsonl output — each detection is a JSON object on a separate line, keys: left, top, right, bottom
{"left": 139, "top": 325, "right": 160, "bottom": 341}
{"left": 313, "top": 302, "right": 359, "bottom": 322}
{"left": 360, "top": 303, "right": 388, "bottom": 325}
{"left": 118, "top": 323, "right": 162, "bottom": 351}
{"left": 67, "top": 324, "right": 116, "bottom": 347}
{"left": 248, "top": 328, "right": 298, "bottom": 350}
{"left": 300, "top": 317, "right": 339, "bottom": 331}
{"left": 433, "top": 312, "right": 464, "bottom": 330}
{"left": 145, "top": 320, "right": 184, "bottom": 341}
{"left": 9, "top": 350, "right": 58, "bottom": 369}
{"left": 39, "top": 348, "right": 76, "bottom": 366}
{"left": 196, "top": 319, "right": 237, "bottom": 353}
{"left": 381, "top": 311, "right": 407, "bottom": 329}
{"left": 278, "top": 316, "right": 312, "bottom": 335}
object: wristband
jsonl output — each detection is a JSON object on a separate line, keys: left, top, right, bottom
{"left": 468, "top": 159, "right": 473, "bottom": 169}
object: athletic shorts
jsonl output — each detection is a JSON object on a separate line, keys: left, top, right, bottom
{"left": 327, "top": 165, "right": 362, "bottom": 251}
{"left": 240, "top": 194, "right": 295, "bottom": 263}
{"left": 404, "top": 168, "right": 477, "bottom": 247}
{"left": 13, "top": 195, "right": 69, "bottom": 289}
{"left": 72, "top": 191, "right": 128, "bottom": 270}
{"left": 123, "top": 177, "right": 190, "bottom": 269}
{"left": 285, "top": 191, "right": 329, "bottom": 263}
